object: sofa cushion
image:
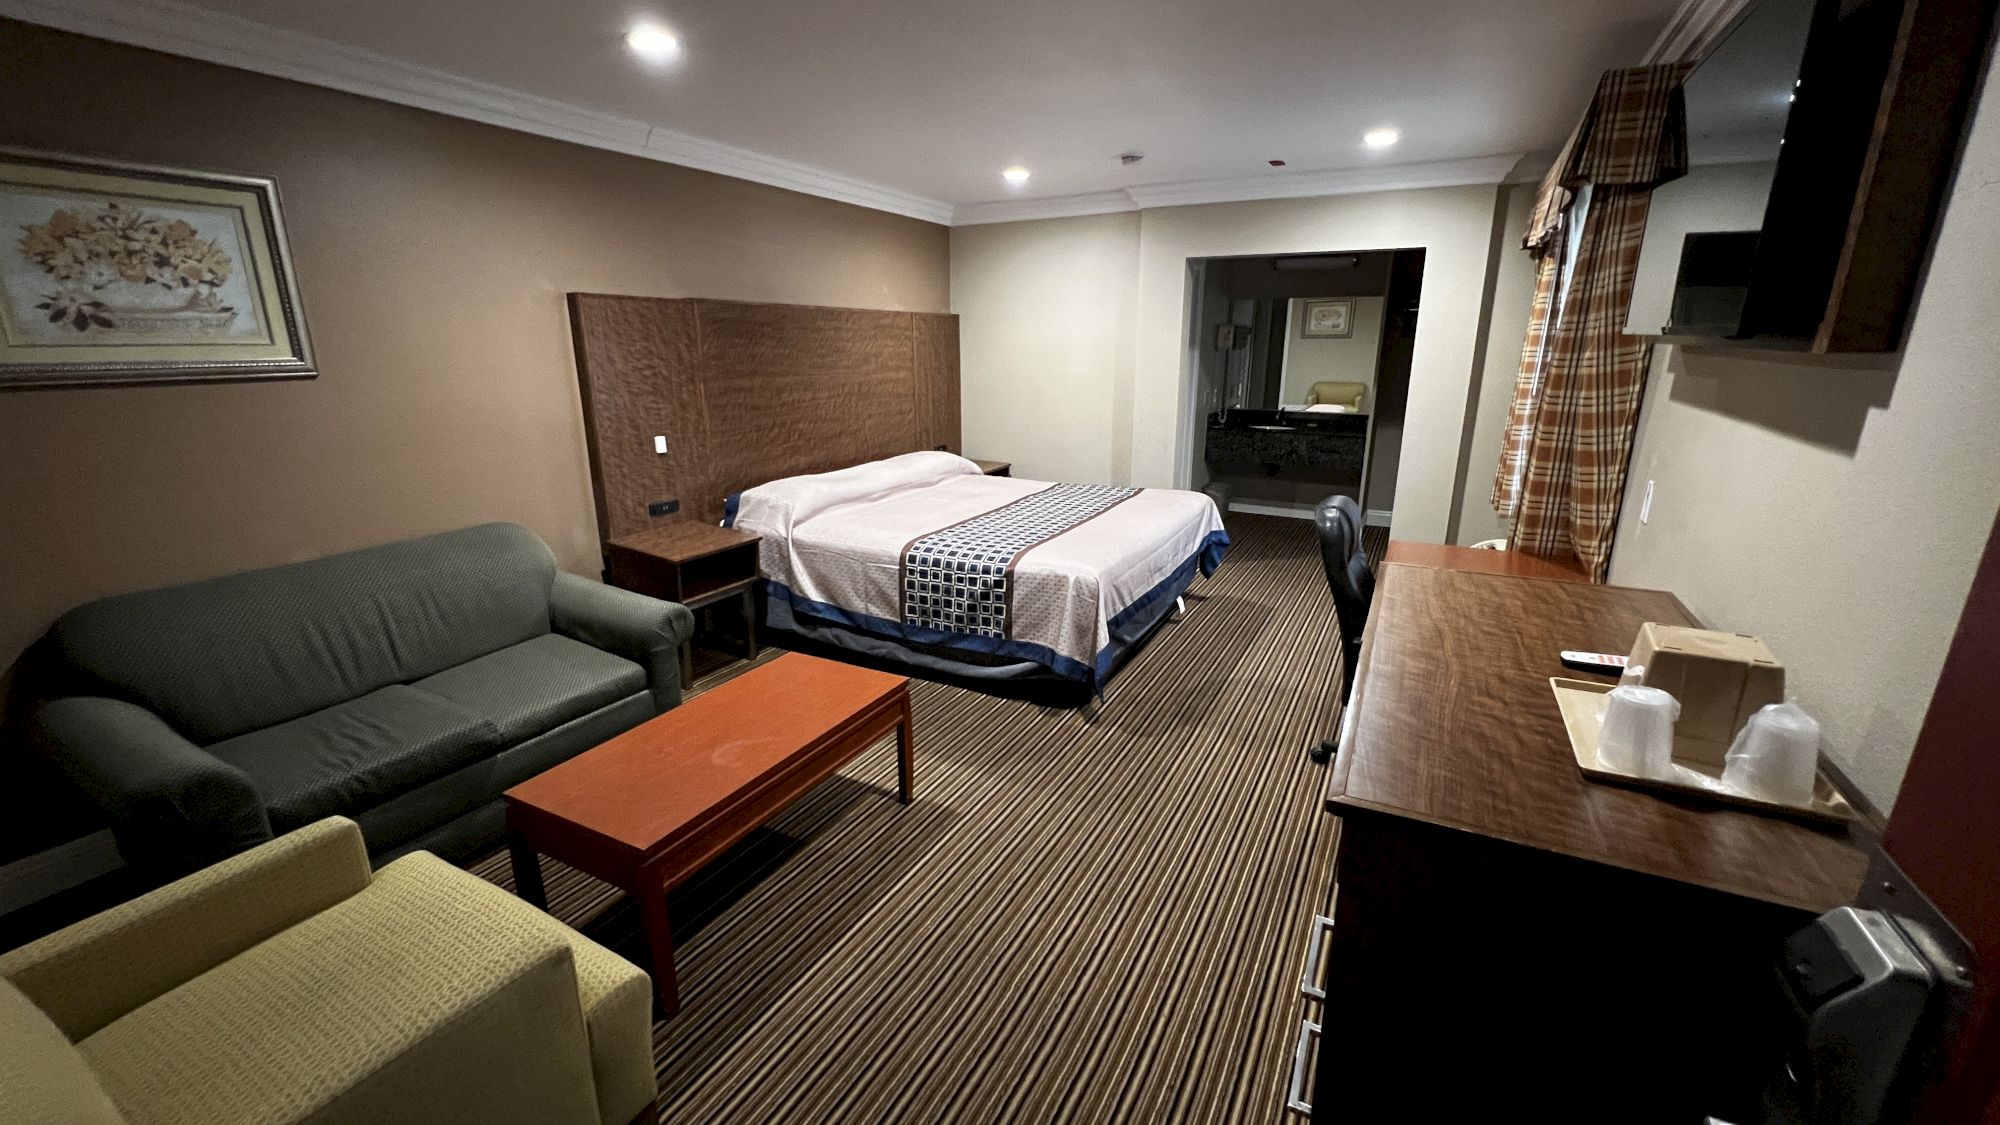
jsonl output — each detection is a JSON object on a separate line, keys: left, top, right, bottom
{"left": 47, "top": 523, "right": 558, "bottom": 742}
{"left": 0, "top": 979, "right": 128, "bottom": 1125}
{"left": 413, "top": 634, "right": 647, "bottom": 743}
{"left": 206, "top": 687, "right": 504, "bottom": 833}
{"left": 365, "top": 691, "right": 656, "bottom": 866}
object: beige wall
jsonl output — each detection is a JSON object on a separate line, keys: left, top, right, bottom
{"left": 948, "top": 213, "right": 1138, "bottom": 484}
{"left": 1279, "top": 296, "right": 1386, "bottom": 407}
{"left": 1452, "top": 182, "right": 1539, "bottom": 546}
{"left": 1134, "top": 189, "right": 1502, "bottom": 542}
{"left": 0, "top": 21, "right": 950, "bottom": 687}
{"left": 1607, "top": 51, "right": 2000, "bottom": 811}
{"left": 952, "top": 185, "right": 1508, "bottom": 541}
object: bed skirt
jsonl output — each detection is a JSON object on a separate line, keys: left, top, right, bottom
{"left": 760, "top": 531, "right": 1223, "bottom": 697}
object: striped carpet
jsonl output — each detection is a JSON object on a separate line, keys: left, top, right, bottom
{"left": 472, "top": 513, "right": 1348, "bottom": 1123}
{"left": 1362, "top": 524, "right": 1388, "bottom": 572}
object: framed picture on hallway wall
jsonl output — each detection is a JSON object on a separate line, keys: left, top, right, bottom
{"left": 1301, "top": 298, "right": 1355, "bottom": 338}
{"left": 0, "top": 147, "right": 315, "bottom": 390}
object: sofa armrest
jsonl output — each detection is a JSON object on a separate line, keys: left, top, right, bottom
{"left": 74, "top": 852, "right": 603, "bottom": 1125}
{"left": 299, "top": 936, "right": 603, "bottom": 1125}
{"left": 0, "top": 977, "right": 128, "bottom": 1124}
{"left": 0, "top": 817, "right": 372, "bottom": 1042}
{"left": 550, "top": 571, "right": 696, "bottom": 713}
{"left": 31, "top": 696, "right": 272, "bottom": 878}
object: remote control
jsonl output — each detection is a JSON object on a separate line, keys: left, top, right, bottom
{"left": 1560, "top": 650, "right": 1629, "bottom": 675}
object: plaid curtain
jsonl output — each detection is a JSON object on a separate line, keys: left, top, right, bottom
{"left": 1492, "top": 64, "right": 1689, "bottom": 580}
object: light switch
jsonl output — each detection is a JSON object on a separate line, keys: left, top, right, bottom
{"left": 653, "top": 435, "right": 668, "bottom": 455}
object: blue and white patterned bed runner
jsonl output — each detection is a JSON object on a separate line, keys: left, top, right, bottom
{"left": 901, "top": 484, "right": 1140, "bottom": 639}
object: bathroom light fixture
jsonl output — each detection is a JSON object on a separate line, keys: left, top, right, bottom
{"left": 1363, "top": 127, "right": 1400, "bottom": 150}
{"left": 1276, "top": 255, "right": 1361, "bottom": 271}
{"left": 1002, "top": 166, "right": 1031, "bottom": 185}
{"left": 625, "top": 23, "right": 682, "bottom": 63}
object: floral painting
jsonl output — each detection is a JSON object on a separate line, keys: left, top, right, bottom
{"left": 1, "top": 149, "right": 312, "bottom": 390}
{"left": 1301, "top": 299, "right": 1355, "bottom": 339}
{"left": 12, "top": 199, "right": 262, "bottom": 342}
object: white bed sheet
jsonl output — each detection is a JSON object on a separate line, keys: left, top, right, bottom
{"left": 730, "top": 453, "right": 1227, "bottom": 683}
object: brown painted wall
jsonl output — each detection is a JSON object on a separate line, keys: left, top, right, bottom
{"left": 0, "top": 21, "right": 950, "bottom": 691}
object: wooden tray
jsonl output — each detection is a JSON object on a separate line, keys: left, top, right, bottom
{"left": 1548, "top": 678, "right": 1852, "bottom": 826}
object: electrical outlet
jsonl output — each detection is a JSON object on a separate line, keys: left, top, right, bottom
{"left": 648, "top": 499, "right": 679, "bottom": 517}
{"left": 1639, "top": 479, "right": 1655, "bottom": 525}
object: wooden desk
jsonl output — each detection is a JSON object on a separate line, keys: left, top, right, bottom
{"left": 504, "top": 654, "right": 913, "bottom": 1015}
{"left": 1306, "top": 563, "right": 1868, "bottom": 1123}
{"left": 1383, "top": 538, "right": 1592, "bottom": 581}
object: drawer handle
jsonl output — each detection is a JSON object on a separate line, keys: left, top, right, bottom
{"left": 1286, "top": 1017, "right": 1321, "bottom": 1116}
{"left": 1300, "top": 913, "right": 1334, "bottom": 1000}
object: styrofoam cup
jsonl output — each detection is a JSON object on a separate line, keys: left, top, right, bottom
{"left": 1721, "top": 702, "right": 1820, "bottom": 806}
{"left": 1598, "top": 685, "right": 1679, "bottom": 780}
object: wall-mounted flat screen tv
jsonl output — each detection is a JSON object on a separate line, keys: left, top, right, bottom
{"left": 1625, "top": 0, "right": 1915, "bottom": 347}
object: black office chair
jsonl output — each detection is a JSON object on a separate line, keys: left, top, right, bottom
{"left": 1314, "top": 497, "right": 1357, "bottom": 605}
{"left": 1329, "top": 495, "right": 1368, "bottom": 576}
{"left": 1312, "top": 494, "right": 1375, "bottom": 763}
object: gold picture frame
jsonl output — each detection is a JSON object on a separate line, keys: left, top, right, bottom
{"left": 0, "top": 147, "right": 314, "bottom": 390}
{"left": 1300, "top": 298, "right": 1355, "bottom": 339}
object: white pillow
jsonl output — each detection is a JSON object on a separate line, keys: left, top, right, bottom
{"left": 733, "top": 451, "right": 978, "bottom": 538}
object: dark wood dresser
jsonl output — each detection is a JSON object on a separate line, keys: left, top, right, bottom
{"left": 1301, "top": 560, "right": 1869, "bottom": 1123}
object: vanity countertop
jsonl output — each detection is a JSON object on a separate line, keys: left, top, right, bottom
{"left": 1207, "top": 408, "right": 1368, "bottom": 433}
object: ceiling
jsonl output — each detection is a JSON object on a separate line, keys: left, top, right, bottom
{"left": 14, "top": 0, "right": 1682, "bottom": 222}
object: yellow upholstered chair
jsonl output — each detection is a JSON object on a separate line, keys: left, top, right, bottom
{"left": 0, "top": 818, "right": 656, "bottom": 1125}
{"left": 1304, "top": 380, "right": 1367, "bottom": 410}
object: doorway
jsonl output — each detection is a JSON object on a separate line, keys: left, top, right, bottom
{"left": 1182, "top": 249, "right": 1425, "bottom": 524}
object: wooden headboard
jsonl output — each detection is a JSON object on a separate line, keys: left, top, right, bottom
{"left": 567, "top": 294, "right": 961, "bottom": 540}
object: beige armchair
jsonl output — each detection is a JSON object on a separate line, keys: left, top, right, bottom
{"left": 0, "top": 818, "right": 657, "bottom": 1125}
{"left": 1304, "top": 380, "right": 1367, "bottom": 410}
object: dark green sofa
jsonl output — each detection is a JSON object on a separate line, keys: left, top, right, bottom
{"left": 28, "top": 523, "right": 694, "bottom": 877}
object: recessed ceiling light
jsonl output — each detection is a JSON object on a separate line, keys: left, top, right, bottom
{"left": 1002, "top": 166, "right": 1031, "bottom": 185}
{"left": 1363, "top": 127, "right": 1400, "bottom": 150}
{"left": 624, "top": 23, "right": 681, "bottom": 63}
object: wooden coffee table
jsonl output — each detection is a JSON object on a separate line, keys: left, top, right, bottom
{"left": 503, "top": 652, "right": 913, "bottom": 1015}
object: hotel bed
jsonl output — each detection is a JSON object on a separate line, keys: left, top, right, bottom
{"left": 726, "top": 452, "right": 1229, "bottom": 693}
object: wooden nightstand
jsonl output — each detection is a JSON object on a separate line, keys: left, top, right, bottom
{"left": 603, "top": 523, "right": 761, "bottom": 688}
{"left": 971, "top": 459, "right": 1012, "bottom": 477}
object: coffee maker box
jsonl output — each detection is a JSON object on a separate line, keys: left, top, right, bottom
{"left": 1627, "top": 623, "right": 1785, "bottom": 766}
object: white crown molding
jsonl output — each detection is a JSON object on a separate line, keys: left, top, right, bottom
{"left": 1123, "top": 154, "right": 1524, "bottom": 209}
{"left": 951, "top": 154, "right": 1525, "bottom": 226}
{"left": 0, "top": 0, "right": 959, "bottom": 225}
{"left": 1643, "top": 0, "right": 1754, "bottom": 64}
{"left": 950, "top": 191, "right": 1139, "bottom": 227}
{"left": 4, "top": 0, "right": 1535, "bottom": 229}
